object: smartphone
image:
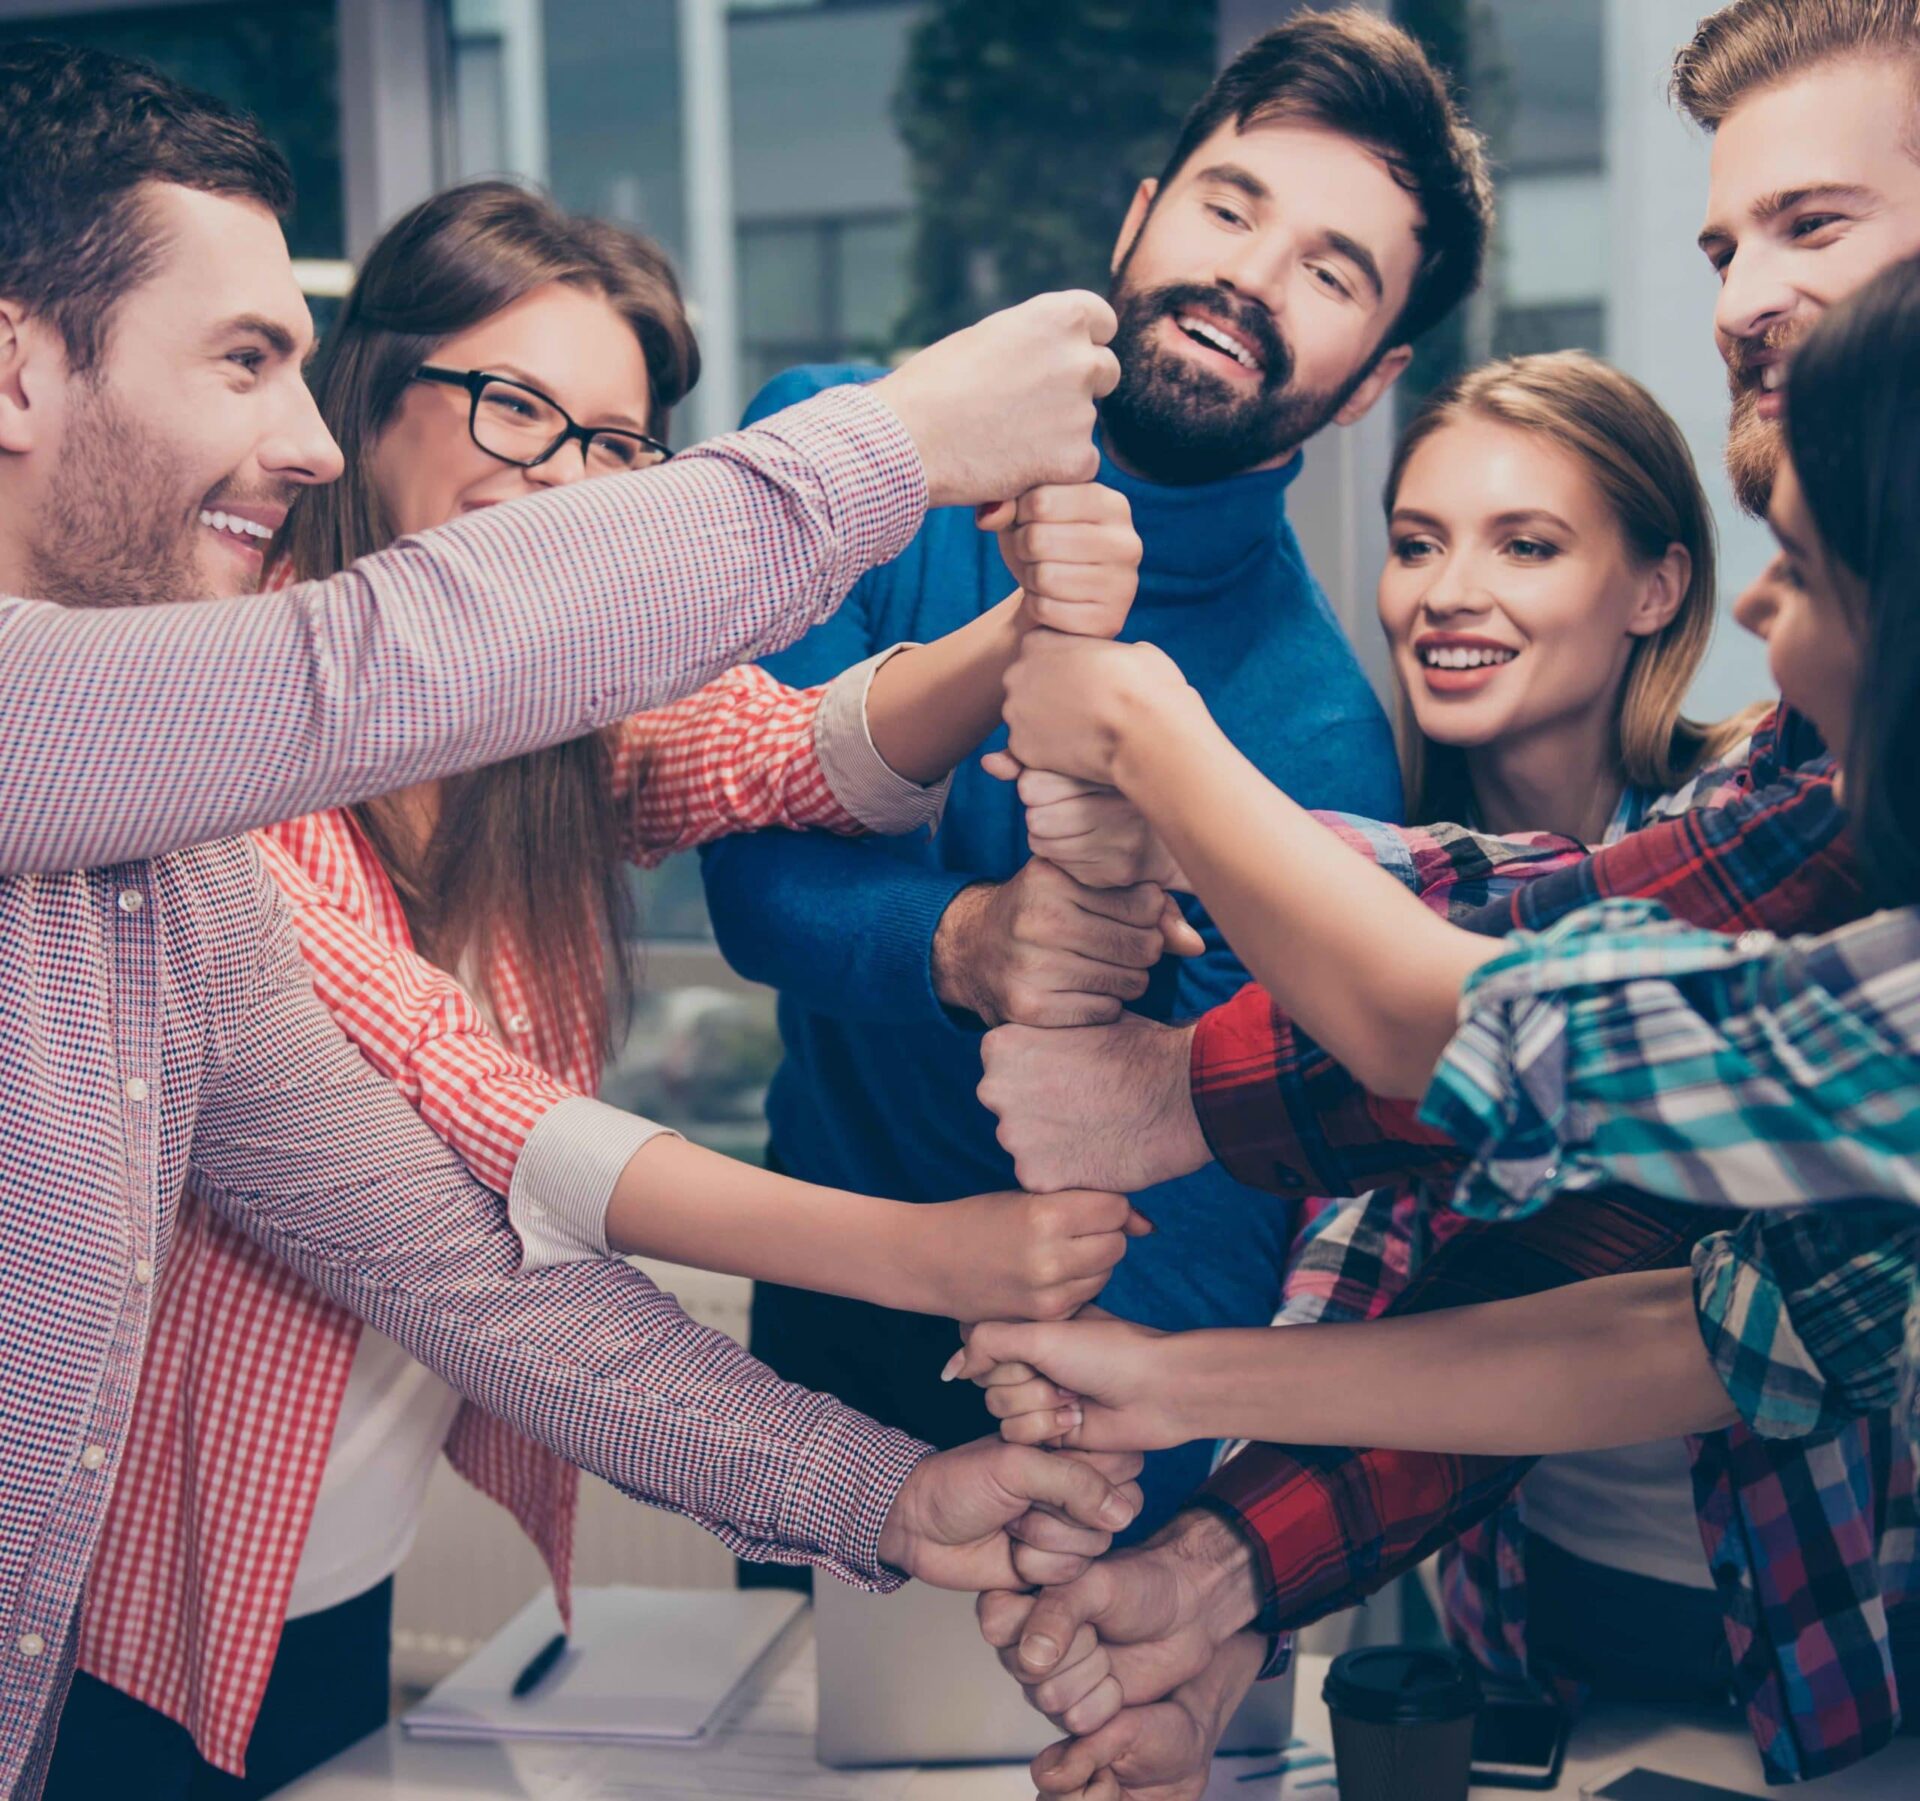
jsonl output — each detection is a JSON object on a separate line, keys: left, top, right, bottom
{"left": 1469, "top": 1682, "right": 1569, "bottom": 1790}
{"left": 1580, "top": 1768, "right": 1759, "bottom": 1801}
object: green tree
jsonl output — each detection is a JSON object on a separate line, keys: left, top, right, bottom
{"left": 893, "top": 0, "right": 1217, "bottom": 347}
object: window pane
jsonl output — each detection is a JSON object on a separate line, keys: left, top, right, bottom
{"left": 0, "top": 1, "right": 344, "bottom": 261}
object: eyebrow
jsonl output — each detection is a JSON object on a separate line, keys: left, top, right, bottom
{"left": 484, "top": 360, "right": 650, "bottom": 433}
{"left": 211, "top": 313, "right": 304, "bottom": 360}
{"left": 1698, "top": 182, "right": 1877, "bottom": 252}
{"left": 1390, "top": 505, "right": 1576, "bottom": 536}
{"left": 1192, "top": 162, "right": 1386, "bottom": 303}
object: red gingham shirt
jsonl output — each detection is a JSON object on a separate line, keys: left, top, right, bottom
{"left": 78, "top": 657, "right": 874, "bottom": 1775}
{"left": 0, "top": 388, "right": 932, "bottom": 1798}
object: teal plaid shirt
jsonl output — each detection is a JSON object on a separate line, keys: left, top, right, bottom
{"left": 1423, "top": 897, "right": 1920, "bottom": 1781}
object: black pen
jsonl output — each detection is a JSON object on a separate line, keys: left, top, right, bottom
{"left": 510, "top": 1631, "right": 568, "bottom": 1699}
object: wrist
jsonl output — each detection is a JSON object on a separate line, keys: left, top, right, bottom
{"left": 1159, "top": 1505, "right": 1262, "bottom": 1650}
{"left": 931, "top": 882, "right": 997, "bottom": 1018}
{"left": 1109, "top": 678, "right": 1213, "bottom": 808}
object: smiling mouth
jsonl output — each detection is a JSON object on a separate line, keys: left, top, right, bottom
{"left": 1173, "top": 312, "right": 1263, "bottom": 373}
{"left": 1420, "top": 644, "right": 1517, "bottom": 670}
{"left": 199, "top": 508, "right": 275, "bottom": 551}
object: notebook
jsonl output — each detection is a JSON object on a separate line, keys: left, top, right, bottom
{"left": 403, "top": 1584, "right": 805, "bottom": 1744}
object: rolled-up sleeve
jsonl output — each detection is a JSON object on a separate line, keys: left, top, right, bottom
{"left": 1421, "top": 900, "right": 1920, "bottom": 1226}
{"left": 1693, "top": 1208, "right": 1920, "bottom": 1438}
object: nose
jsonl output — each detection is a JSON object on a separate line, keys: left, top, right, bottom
{"left": 1732, "top": 571, "right": 1779, "bottom": 641}
{"left": 260, "top": 379, "right": 344, "bottom": 487}
{"left": 1210, "top": 235, "right": 1290, "bottom": 320}
{"left": 1714, "top": 239, "right": 1799, "bottom": 349}
{"left": 520, "top": 440, "right": 594, "bottom": 491}
{"left": 1418, "top": 552, "right": 1492, "bottom": 620}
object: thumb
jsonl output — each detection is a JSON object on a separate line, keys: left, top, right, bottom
{"left": 1000, "top": 1444, "right": 1138, "bottom": 1538}
{"left": 981, "top": 748, "right": 1024, "bottom": 784}
{"left": 1123, "top": 1206, "right": 1155, "bottom": 1238}
{"left": 1158, "top": 896, "right": 1205, "bottom": 957}
{"left": 976, "top": 500, "right": 1018, "bottom": 533}
{"left": 951, "top": 1319, "right": 1049, "bottom": 1383}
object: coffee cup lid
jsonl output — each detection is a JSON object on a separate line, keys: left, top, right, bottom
{"left": 1322, "top": 1646, "right": 1481, "bottom": 1726}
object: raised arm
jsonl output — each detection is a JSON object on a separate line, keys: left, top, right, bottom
{"left": 2, "top": 292, "right": 1123, "bottom": 875}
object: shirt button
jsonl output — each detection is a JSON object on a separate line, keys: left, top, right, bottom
{"left": 124, "top": 1077, "right": 149, "bottom": 1103}
{"left": 16, "top": 1633, "right": 44, "bottom": 1660}
{"left": 79, "top": 1445, "right": 107, "bottom": 1471}
{"left": 132, "top": 1257, "right": 155, "bottom": 1285}
{"left": 117, "top": 889, "right": 143, "bottom": 914}
{"left": 508, "top": 1014, "right": 532, "bottom": 1036}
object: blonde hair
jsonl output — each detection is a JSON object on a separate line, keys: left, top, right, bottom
{"left": 1385, "top": 351, "right": 1753, "bottom": 826}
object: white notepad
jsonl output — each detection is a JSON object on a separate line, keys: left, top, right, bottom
{"left": 403, "top": 1585, "right": 806, "bottom": 1744}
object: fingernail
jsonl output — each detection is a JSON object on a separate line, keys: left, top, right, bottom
{"left": 1023, "top": 1634, "right": 1060, "bottom": 1668}
{"left": 1059, "top": 1406, "right": 1083, "bottom": 1432}
{"left": 1101, "top": 1495, "right": 1135, "bottom": 1529}
{"left": 939, "top": 1350, "right": 966, "bottom": 1383}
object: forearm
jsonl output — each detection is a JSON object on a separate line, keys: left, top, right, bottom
{"left": 1113, "top": 693, "right": 1498, "bottom": 1098}
{"left": 0, "top": 387, "right": 922, "bottom": 874}
{"left": 1164, "top": 1269, "right": 1738, "bottom": 1454}
{"left": 604, "top": 1135, "right": 937, "bottom": 1310}
{"left": 866, "top": 592, "right": 1029, "bottom": 784}
{"left": 701, "top": 830, "right": 976, "bottom": 1025}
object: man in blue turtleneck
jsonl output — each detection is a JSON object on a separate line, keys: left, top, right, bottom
{"left": 703, "top": 12, "right": 1494, "bottom": 1542}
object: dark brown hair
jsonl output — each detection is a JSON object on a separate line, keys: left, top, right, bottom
{"left": 1159, "top": 7, "right": 1492, "bottom": 346}
{"left": 1672, "top": 0, "right": 1920, "bottom": 134}
{"left": 278, "top": 179, "right": 701, "bottom": 1063}
{"left": 0, "top": 40, "right": 294, "bottom": 373}
{"left": 1385, "top": 352, "right": 1751, "bottom": 827}
{"left": 1783, "top": 253, "right": 1920, "bottom": 904}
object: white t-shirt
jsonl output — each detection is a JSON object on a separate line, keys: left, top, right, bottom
{"left": 286, "top": 1327, "right": 464, "bottom": 1619}
{"left": 1520, "top": 1439, "right": 1714, "bottom": 1590}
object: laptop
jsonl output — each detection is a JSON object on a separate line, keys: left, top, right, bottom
{"left": 814, "top": 1576, "right": 1294, "bottom": 1767}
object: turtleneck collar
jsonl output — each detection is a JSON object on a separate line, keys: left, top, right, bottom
{"left": 1096, "top": 436, "right": 1305, "bottom": 588}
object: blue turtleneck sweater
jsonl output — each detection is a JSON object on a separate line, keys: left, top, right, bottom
{"left": 702, "top": 365, "right": 1402, "bottom": 1527}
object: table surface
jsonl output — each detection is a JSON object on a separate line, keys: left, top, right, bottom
{"left": 284, "top": 1625, "right": 1920, "bottom": 1800}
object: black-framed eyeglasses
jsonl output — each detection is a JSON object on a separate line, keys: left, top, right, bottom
{"left": 413, "top": 365, "right": 673, "bottom": 474}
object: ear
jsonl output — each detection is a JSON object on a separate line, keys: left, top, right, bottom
{"left": 0, "top": 298, "right": 39, "bottom": 456}
{"left": 1110, "top": 180, "right": 1157, "bottom": 276}
{"left": 1626, "top": 543, "right": 1690, "bottom": 637}
{"left": 1333, "top": 343, "right": 1413, "bottom": 429}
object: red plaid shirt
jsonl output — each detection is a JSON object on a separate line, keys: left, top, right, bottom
{"left": 76, "top": 661, "right": 872, "bottom": 1775}
{"left": 1186, "top": 710, "right": 1920, "bottom": 1782}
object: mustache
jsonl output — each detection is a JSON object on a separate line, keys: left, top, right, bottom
{"left": 198, "top": 479, "right": 303, "bottom": 515}
{"left": 1126, "top": 282, "right": 1293, "bottom": 389}
{"left": 1725, "top": 319, "right": 1807, "bottom": 394}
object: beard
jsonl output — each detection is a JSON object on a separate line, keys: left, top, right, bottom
{"left": 1099, "top": 273, "right": 1370, "bottom": 485}
{"left": 27, "top": 381, "right": 208, "bottom": 611}
{"left": 1722, "top": 321, "right": 1805, "bottom": 517}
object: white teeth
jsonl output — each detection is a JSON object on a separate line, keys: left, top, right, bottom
{"left": 1760, "top": 365, "right": 1784, "bottom": 392}
{"left": 199, "top": 509, "right": 273, "bottom": 542}
{"left": 1177, "top": 314, "right": 1258, "bottom": 370}
{"left": 1421, "top": 645, "right": 1517, "bottom": 670}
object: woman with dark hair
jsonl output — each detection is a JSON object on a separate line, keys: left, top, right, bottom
{"left": 50, "top": 179, "right": 1153, "bottom": 1799}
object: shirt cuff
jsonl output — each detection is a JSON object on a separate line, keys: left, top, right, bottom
{"left": 814, "top": 644, "right": 952, "bottom": 835}
{"left": 509, "top": 1095, "right": 680, "bottom": 1272}
{"left": 1690, "top": 1227, "right": 1837, "bottom": 1439}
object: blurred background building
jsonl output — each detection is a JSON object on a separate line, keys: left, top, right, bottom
{"left": 0, "top": 0, "right": 1778, "bottom": 1669}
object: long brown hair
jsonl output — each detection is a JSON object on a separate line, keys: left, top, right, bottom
{"left": 278, "top": 180, "right": 700, "bottom": 1063}
{"left": 1385, "top": 351, "right": 1754, "bottom": 827}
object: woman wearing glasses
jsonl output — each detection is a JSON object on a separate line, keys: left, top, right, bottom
{"left": 50, "top": 180, "right": 1150, "bottom": 1798}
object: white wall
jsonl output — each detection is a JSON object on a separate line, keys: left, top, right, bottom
{"left": 1604, "top": 0, "right": 1774, "bottom": 722}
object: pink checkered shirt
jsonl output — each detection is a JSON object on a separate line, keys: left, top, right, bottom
{"left": 0, "top": 387, "right": 930, "bottom": 1796}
